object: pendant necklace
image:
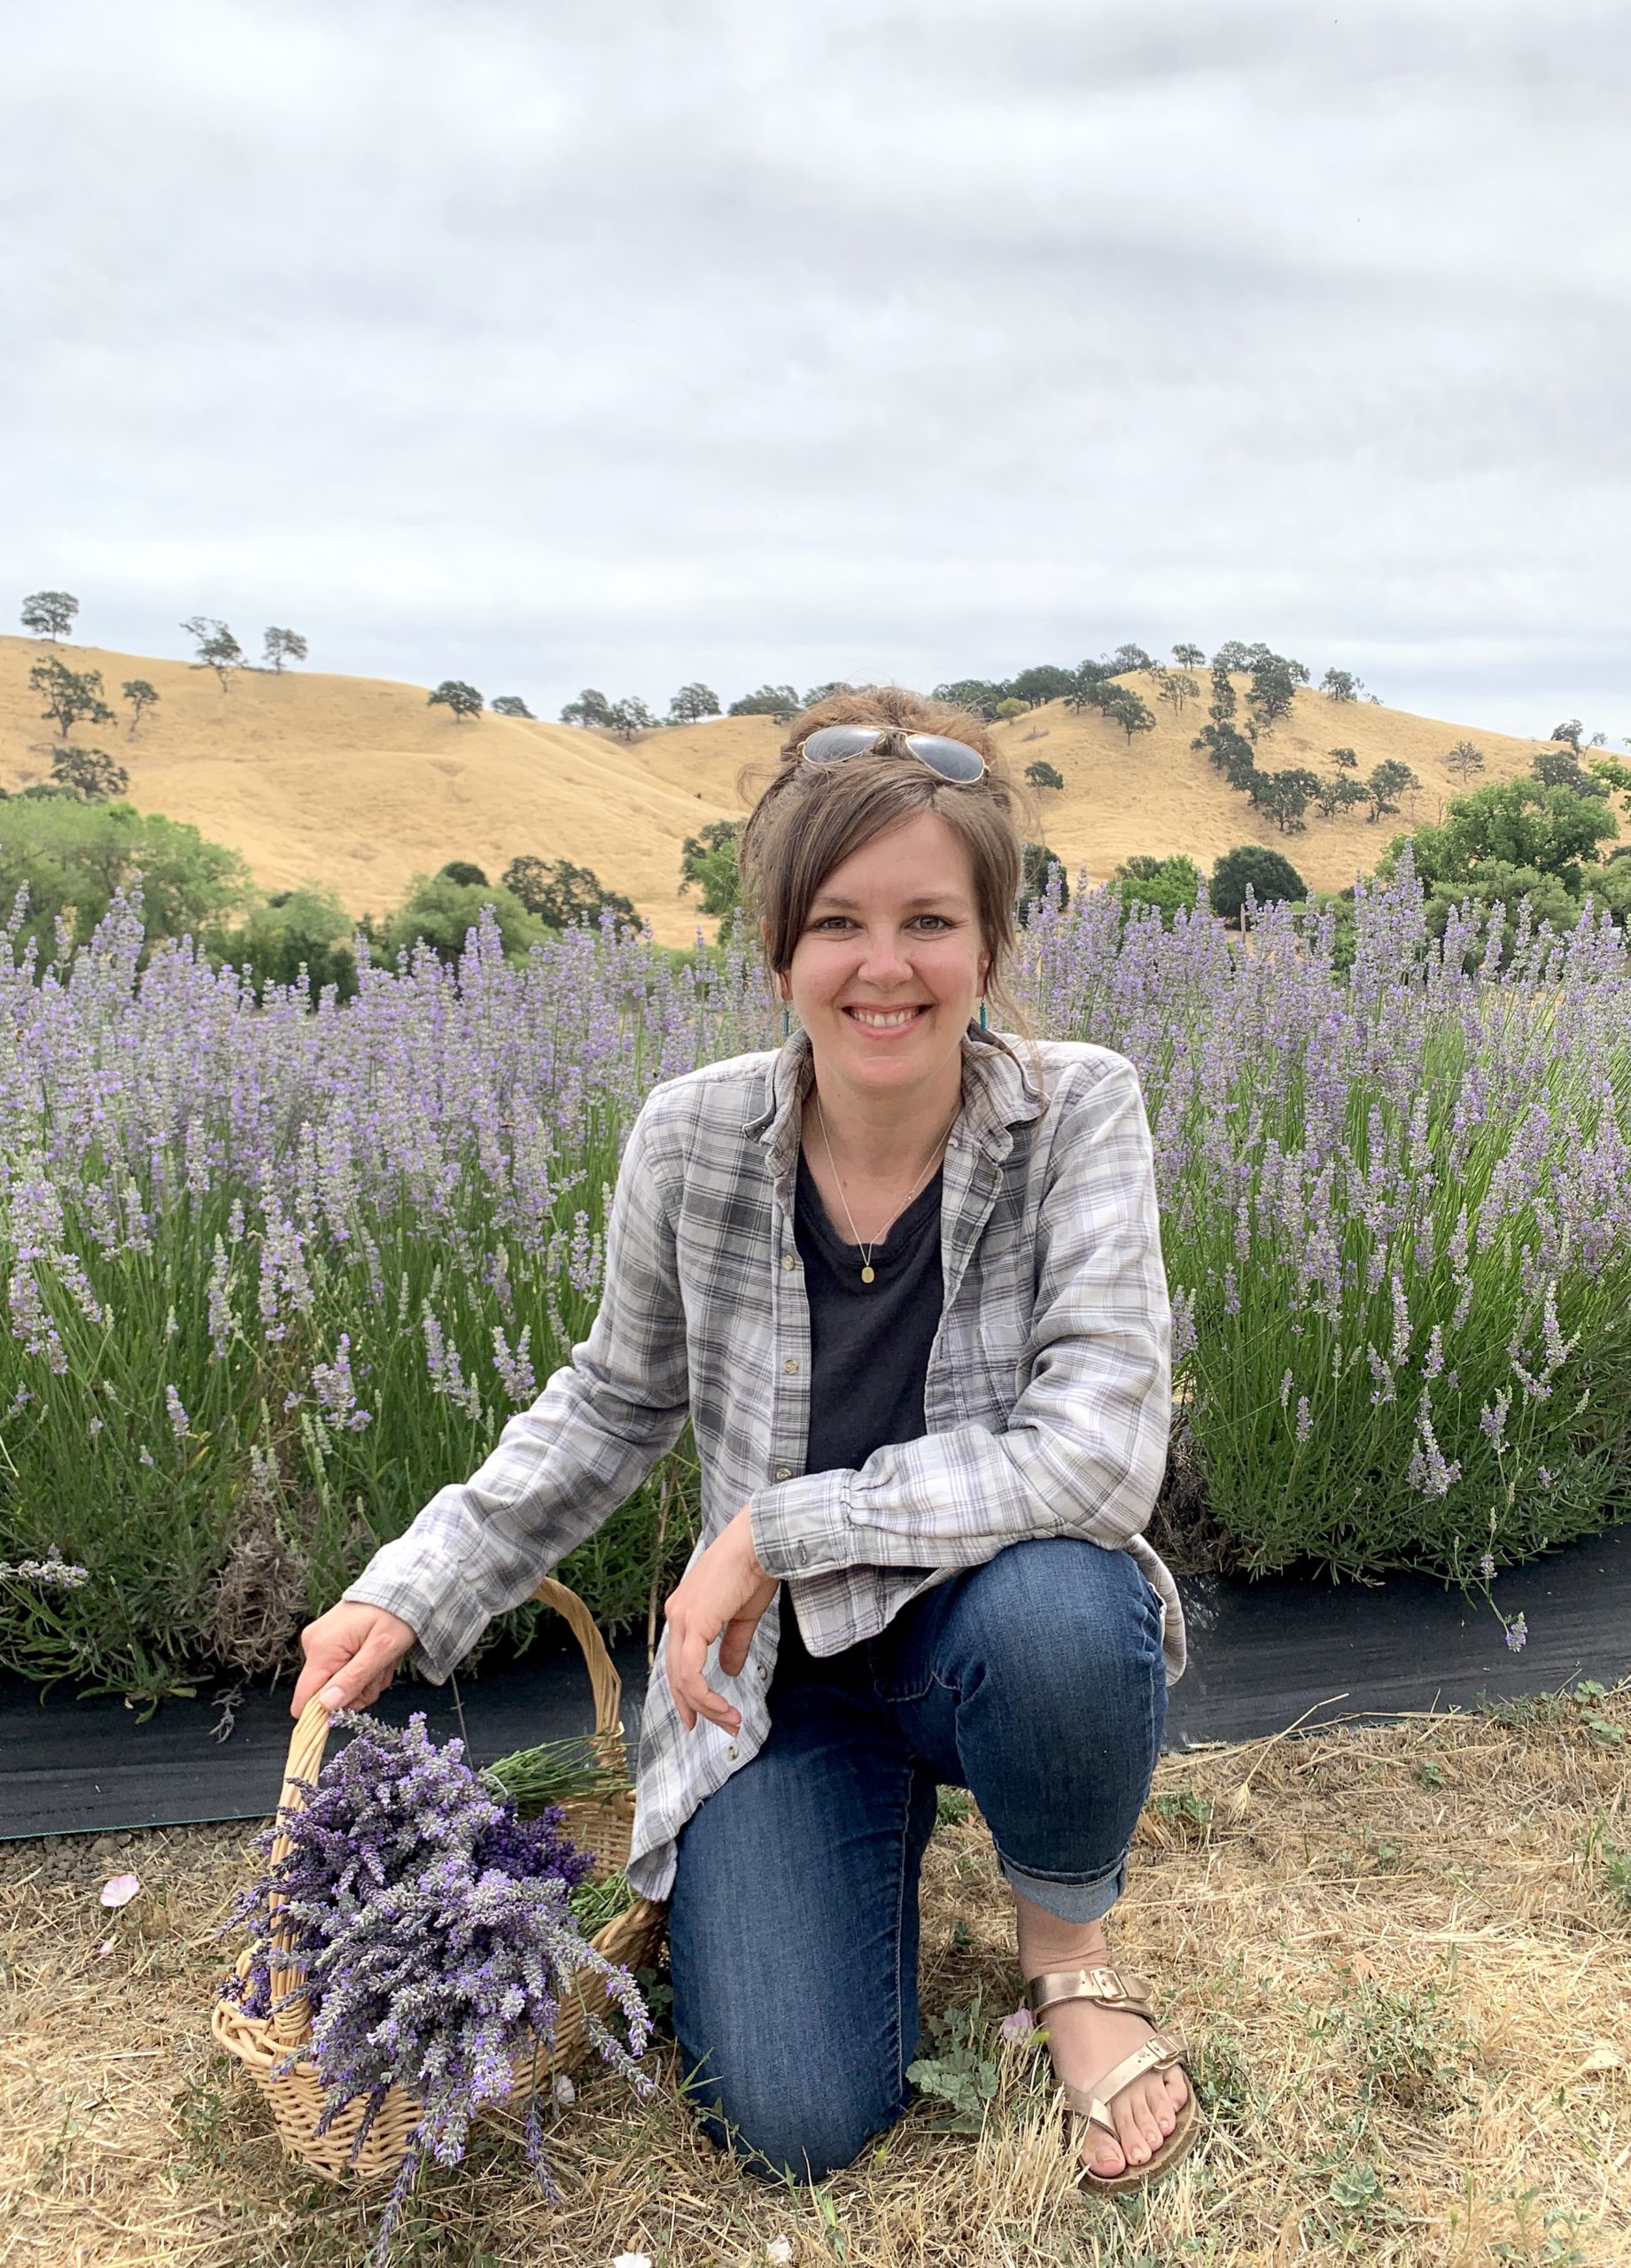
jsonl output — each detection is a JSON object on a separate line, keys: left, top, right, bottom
{"left": 812, "top": 1091, "right": 959, "bottom": 1285}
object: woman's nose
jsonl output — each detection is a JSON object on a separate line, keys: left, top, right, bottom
{"left": 853, "top": 928, "right": 914, "bottom": 983}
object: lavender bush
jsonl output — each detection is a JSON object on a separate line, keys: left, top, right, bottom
{"left": 221, "top": 1710, "right": 653, "bottom": 2266}
{"left": 4, "top": 853, "right": 1631, "bottom": 1697}
{"left": 1025, "top": 848, "right": 1631, "bottom": 1579}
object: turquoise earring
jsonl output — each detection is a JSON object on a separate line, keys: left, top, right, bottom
{"left": 979, "top": 998, "right": 987, "bottom": 1031}
{"left": 782, "top": 1003, "right": 791, "bottom": 1037}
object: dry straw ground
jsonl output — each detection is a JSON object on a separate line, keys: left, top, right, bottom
{"left": 4, "top": 1684, "right": 1628, "bottom": 2268}
{"left": 0, "top": 635, "right": 1555, "bottom": 948}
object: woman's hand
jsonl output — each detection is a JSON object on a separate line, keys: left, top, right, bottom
{"left": 290, "top": 1601, "right": 419, "bottom": 1719}
{"left": 663, "top": 1506, "right": 780, "bottom": 1736}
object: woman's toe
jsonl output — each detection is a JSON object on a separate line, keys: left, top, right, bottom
{"left": 1113, "top": 2095, "right": 1150, "bottom": 2163}
{"left": 1088, "top": 2131, "right": 1125, "bottom": 2177}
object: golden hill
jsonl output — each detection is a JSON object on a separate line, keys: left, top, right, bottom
{"left": 0, "top": 636, "right": 1561, "bottom": 946}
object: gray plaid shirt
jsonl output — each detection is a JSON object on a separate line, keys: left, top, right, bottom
{"left": 344, "top": 1022, "right": 1186, "bottom": 1901}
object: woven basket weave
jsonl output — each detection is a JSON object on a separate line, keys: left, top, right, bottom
{"left": 211, "top": 1576, "right": 668, "bottom": 2182}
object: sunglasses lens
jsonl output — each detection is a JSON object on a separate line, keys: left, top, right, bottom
{"left": 802, "top": 726, "right": 883, "bottom": 764}
{"left": 905, "top": 733, "right": 986, "bottom": 783}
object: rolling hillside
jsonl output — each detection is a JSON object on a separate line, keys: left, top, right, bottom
{"left": 0, "top": 636, "right": 1565, "bottom": 946}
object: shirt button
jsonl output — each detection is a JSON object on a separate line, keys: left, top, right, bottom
{"left": 757, "top": 1663, "right": 768, "bottom": 1681}
{"left": 726, "top": 1744, "right": 739, "bottom": 1761}
{"left": 784, "top": 1357, "right": 799, "bottom": 1373}
{"left": 774, "top": 1465, "right": 793, "bottom": 1481}
{"left": 782, "top": 1254, "right": 796, "bottom": 1270}
{"left": 796, "top": 1544, "right": 810, "bottom": 1566}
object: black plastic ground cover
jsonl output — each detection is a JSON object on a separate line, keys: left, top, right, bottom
{"left": 4, "top": 1526, "right": 1629, "bottom": 1840}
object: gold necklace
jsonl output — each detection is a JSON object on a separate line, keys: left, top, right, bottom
{"left": 812, "top": 1091, "right": 959, "bottom": 1285}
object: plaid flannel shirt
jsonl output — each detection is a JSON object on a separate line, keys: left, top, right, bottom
{"left": 343, "top": 1021, "right": 1186, "bottom": 1902}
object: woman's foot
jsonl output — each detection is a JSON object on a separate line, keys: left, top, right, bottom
{"left": 1011, "top": 1893, "right": 1189, "bottom": 2180}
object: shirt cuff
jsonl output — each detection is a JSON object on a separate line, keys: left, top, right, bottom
{"left": 340, "top": 1544, "right": 489, "bottom": 1685}
{"left": 748, "top": 1468, "right": 856, "bottom": 1580}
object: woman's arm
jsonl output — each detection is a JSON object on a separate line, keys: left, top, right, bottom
{"left": 339, "top": 1094, "right": 691, "bottom": 1679}
{"left": 747, "top": 1059, "right": 1169, "bottom": 1582}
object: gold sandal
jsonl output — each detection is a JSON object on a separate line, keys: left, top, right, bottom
{"left": 1025, "top": 1964, "right": 1200, "bottom": 2193}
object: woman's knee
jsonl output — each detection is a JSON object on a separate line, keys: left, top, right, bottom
{"left": 678, "top": 2047, "right": 905, "bottom": 2183}
{"left": 958, "top": 1537, "right": 1163, "bottom": 1686}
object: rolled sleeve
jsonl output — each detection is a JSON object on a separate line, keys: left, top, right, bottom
{"left": 747, "top": 1060, "right": 1169, "bottom": 1581}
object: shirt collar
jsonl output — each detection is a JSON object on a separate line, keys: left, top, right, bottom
{"left": 742, "top": 1020, "right": 1045, "bottom": 1183}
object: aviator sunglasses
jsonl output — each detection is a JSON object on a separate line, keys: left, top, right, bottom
{"left": 800, "top": 722, "right": 987, "bottom": 783}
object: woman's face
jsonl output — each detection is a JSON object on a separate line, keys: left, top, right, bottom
{"left": 781, "top": 811, "right": 990, "bottom": 1099}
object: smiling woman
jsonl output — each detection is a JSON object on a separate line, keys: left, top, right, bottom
{"left": 307, "top": 684, "right": 1198, "bottom": 2199}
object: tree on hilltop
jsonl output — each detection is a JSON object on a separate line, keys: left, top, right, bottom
{"left": 122, "top": 679, "right": 159, "bottom": 736}
{"left": 1312, "top": 773, "right": 1371, "bottom": 819}
{"left": 427, "top": 680, "right": 484, "bottom": 722}
{"left": 1363, "top": 759, "right": 1418, "bottom": 822}
{"left": 607, "top": 697, "right": 657, "bottom": 740}
{"left": 802, "top": 681, "right": 858, "bottom": 708}
{"left": 1244, "top": 650, "right": 1309, "bottom": 741}
{"left": 934, "top": 678, "right": 1007, "bottom": 718}
{"left": 50, "top": 745, "right": 128, "bottom": 801}
{"left": 1532, "top": 747, "right": 1610, "bottom": 799}
{"left": 1447, "top": 738, "right": 1486, "bottom": 784}
{"left": 1155, "top": 668, "right": 1200, "bottom": 718}
{"left": 680, "top": 819, "right": 744, "bottom": 919}
{"left": 20, "top": 590, "right": 79, "bottom": 641}
{"left": 1211, "top": 640, "right": 1254, "bottom": 672}
{"left": 1322, "top": 668, "right": 1364, "bottom": 703}
{"left": 1550, "top": 718, "right": 1585, "bottom": 752}
{"left": 1109, "top": 642, "right": 1155, "bottom": 674}
{"left": 668, "top": 682, "right": 721, "bottom": 724}
{"left": 501, "top": 855, "right": 636, "bottom": 928}
{"left": 490, "top": 695, "right": 534, "bottom": 718}
{"left": 560, "top": 689, "right": 614, "bottom": 728}
{"left": 1210, "top": 844, "right": 1309, "bottom": 925}
{"left": 1007, "top": 664, "right": 1076, "bottom": 707}
{"left": 727, "top": 684, "right": 800, "bottom": 719}
{"left": 30, "top": 656, "right": 115, "bottom": 742}
{"left": 1099, "top": 684, "right": 1156, "bottom": 745}
{"left": 262, "top": 627, "right": 308, "bottom": 672}
{"left": 1024, "top": 758, "right": 1065, "bottom": 793}
{"left": 1172, "top": 642, "right": 1206, "bottom": 669}
{"left": 181, "top": 617, "right": 245, "bottom": 687}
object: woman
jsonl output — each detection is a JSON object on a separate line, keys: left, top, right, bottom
{"left": 291, "top": 687, "right": 1197, "bottom": 2192}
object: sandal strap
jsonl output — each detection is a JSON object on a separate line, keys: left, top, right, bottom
{"left": 1059, "top": 2027, "right": 1191, "bottom": 2137}
{"left": 1026, "top": 1965, "right": 1156, "bottom": 2020}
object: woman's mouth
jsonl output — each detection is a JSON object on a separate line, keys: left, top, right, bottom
{"left": 843, "top": 1004, "right": 929, "bottom": 1032}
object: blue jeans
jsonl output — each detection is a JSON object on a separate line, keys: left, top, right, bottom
{"left": 666, "top": 1536, "right": 1168, "bottom": 2183}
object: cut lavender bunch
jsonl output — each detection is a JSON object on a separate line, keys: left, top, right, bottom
{"left": 219, "top": 1710, "right": 650, "bottom": 2268}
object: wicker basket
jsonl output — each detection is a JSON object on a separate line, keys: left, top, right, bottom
{"left": 211, "top": 1576, "right": 669, "bottom": 2182}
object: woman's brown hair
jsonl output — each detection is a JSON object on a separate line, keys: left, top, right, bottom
{"left": 735, "top": 685, "right": 1044, "bottom": 1076}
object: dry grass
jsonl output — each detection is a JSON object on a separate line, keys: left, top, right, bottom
{"left": 4, "top": 1684, "right": 1629, "bottom": 2267}
{"left": 0, "top": 634, "right": 1558, "bottom": 948}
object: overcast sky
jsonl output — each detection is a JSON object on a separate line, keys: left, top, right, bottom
{"left": 4, "top": 0, "right": 1627, "bottom": 740}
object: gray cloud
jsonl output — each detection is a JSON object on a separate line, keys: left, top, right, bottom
{"left": 3, "top": 0, "right": 1627, "bottom": 739}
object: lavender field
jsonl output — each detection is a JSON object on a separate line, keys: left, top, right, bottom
{"left": 4, "top": 851, "right": 1629, "bottom": 1701}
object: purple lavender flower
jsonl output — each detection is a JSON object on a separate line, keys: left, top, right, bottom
{"left": 1504, "top": 1613, "right": 1528, "bottom": 1652}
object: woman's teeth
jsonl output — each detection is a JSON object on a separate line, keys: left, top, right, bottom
{"left": 846, "top": 1006, "right": 925, "bottom": 1027}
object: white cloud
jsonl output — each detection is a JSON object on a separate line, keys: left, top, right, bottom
{"left": 1, "top": 0, "right": 1627, "bottom": 740}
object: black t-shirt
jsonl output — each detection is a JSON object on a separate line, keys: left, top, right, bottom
{"left": 776, "top": 1149, "right": 944, "bottom": 1673}
{"left": 795, "top": 1145, "right": 944, "bottom": 1478}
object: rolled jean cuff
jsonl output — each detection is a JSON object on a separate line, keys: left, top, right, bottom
{"left": 996, "top": 1846, "right": 1128, "bottom": 1924}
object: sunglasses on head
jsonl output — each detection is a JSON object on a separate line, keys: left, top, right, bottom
{"left": 799, "top": 722, "right": 987, "bottom": 784}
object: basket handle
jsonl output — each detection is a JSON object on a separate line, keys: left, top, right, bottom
{"left": 265, "top": 1575, "right": 626, "bottom": 2044}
